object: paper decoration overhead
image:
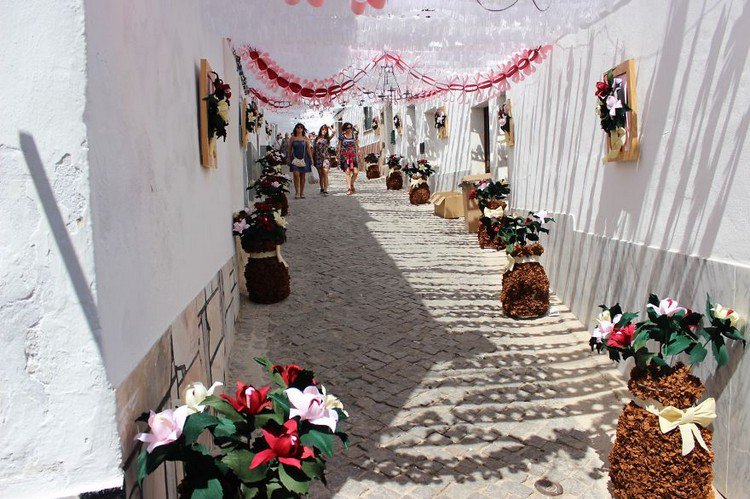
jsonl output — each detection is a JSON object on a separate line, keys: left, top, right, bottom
{"left": 283, "top": 0, "right": 386, "bottom": 15}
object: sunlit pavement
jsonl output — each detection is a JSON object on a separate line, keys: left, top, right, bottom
{"left": 229, "top": 171, "right": 627, "bottom": 498}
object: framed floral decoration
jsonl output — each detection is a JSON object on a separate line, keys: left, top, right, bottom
{"left": 596, "top": 59, "right": 639, "bottom": 162}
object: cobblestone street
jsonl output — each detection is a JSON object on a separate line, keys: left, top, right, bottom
{"left": 229, "top": 171, "right": 629, "bottom": 498}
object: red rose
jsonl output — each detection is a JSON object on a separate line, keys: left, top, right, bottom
{"left": 262, "top": 179, "right": 271, "bottom": 187}
{"left": 469, "top": 189, "right": 477, "bottom": 200}
{"left": 220, "top": 382, "right": 272, "bottom": 415}
{"left": 607, "top": 323, "right": 635, "bottom": 349}
{"left": 595, "top": 81, "right": 611, "bottom": 98}
{"left": 272, "top": 364, "right": 303, "bottom": 386}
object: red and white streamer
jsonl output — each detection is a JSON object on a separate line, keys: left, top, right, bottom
{"left": 236, "top": 44, "right": 553, "bottom": 106}
{"left": 283, "top": 0, "right": 387, "bottom": 15}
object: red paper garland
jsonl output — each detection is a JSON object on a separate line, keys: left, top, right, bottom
{"left": 237, "top": 44, "right": 552, "bottom": 105}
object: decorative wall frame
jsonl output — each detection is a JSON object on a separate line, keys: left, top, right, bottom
{"left": 601, "top": 59, "right": 639, "bottom": 162}
{"left": 240, "top": 97, "right": 248, "bottom": 148}
{"left": 498, "top": 95, "right": 515, "bottom": 147}
{"left": 199, "top": 58, "right": 217, "bottom": 168}
{"left": 435, "top": 106, "right": 449, "bottom": 139}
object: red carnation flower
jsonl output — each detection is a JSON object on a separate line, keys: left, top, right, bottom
{"left": 607, "top": 323, "right": 636, "bottom": 349}
{"left": 469, "top": 189, "right": 477, "bottom": 200}
{"left": 272, "top": 364, "right": 303, "bottom": 387}
{"left": 250, "top": 419, "right": 315, "bottom": 470}
{"left": 220, "top": 382, "right": 272, "bottom": 415}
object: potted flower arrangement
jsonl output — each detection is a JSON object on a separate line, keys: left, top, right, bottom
{"left": 134, "top": 358, "right": 349, "bottom": 498}
{"left": 233, "top": 202, "right": 290, "bottom": 304}
{"left": 472, "top": 179, "right": 511, "bottom": 250}
{"left": 403, "top": 159, "right": 436, "bottom": 205}
{"left": 204, "top": 72, "right": 232, "bottom": 158}
{"left": 590, "top": 295, "right": 744, "bottom": 498}
{"left": 595, "top": 70, "right": 630, "bottom": 161}
{"left": 485, "top": 210, "right": 555, "bottom": 318}
{"left": 252, "top": 149, "right": 290, "bottom": 215}
{"left": 364, "top": 152, "right": 380, "bottom": 179}
{"left": 385, "top": 154, "right": 404, "bottom": 190}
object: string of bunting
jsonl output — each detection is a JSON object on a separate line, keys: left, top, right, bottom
{"left": 236, "top": 44, "right": 553, "bottom": 105}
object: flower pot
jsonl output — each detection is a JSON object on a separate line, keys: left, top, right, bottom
{"left": 269, "top": 194, "right": 289, "bottom": 217}
{"left": 500, "top": 260, "right": 549, "bottom": 319}
{"left": 409, "top": 183, "right": 431, "bottom": 205}
{"left": 366, "top": 163, "right": 381, "bottom": 179}
{"left": 386, "top": 171, "right": 403, "bottom": 190}
{"left": 609, "top": 363, "right": 714, "bottom": 499}
{"left": 478, "top": 224, "right": 502, "bottom": 250}
{"left": 244, "top": 245, "right": 290, "bottom": 304}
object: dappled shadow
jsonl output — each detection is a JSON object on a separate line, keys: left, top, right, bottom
{"left": 230, "top": 172, "right": 626, "bottom": 496}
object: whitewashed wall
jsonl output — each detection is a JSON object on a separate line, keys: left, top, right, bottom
{"left": 508, "top": 0, "right": 750, "bottom": 496}
{"left": 0, "top": 0, "right": 123, "bottom": 496}
{"left": 85, "top": 0, "right": 246, "bottom": 386}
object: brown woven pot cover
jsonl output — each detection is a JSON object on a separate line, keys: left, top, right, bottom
{"left": 409, "top": 184, "right": 431, "bottom": 205}
{"left": 609, "top": 363, "right": 714, "bottom": 499}
{"left": 244, "top": 247, "right": 290, "bottom": 304}
{"left": 269, "top": 194, "right": 289, "bottom": 217}
{"left": 500, "top": 262, "right": 549, "bottom": 318}
{"left": 366, "top": 163, "right": 381, "bottom": 179}
{"left": 478, "top": 224, "right": 504, "bottom": 250}
{"left": 386, "top": 171, "right": 403, "bottom": 190}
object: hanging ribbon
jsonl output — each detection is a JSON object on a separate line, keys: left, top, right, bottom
{"left": 603, "top": 126, "right": 627, "bottom": 162}
{"left": 633, "top": 397, "right": 716, "bottom": 456}
{"left": 505, "top": 255, "right": 539, "bottom": 273}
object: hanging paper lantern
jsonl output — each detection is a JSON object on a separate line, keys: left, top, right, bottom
{"left": 307, "top": 0, "right": 325, "bottom": 6}
{"left": 351, "top": 0, "right": 368, "bottom": 15}
{"left": 367, "top": 0, "right": 387, "bottom": 8}
{"left": 284, "top": 0, "right": 301, "bottom": 4}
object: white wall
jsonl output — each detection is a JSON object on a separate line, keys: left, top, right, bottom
{"left": 508, "top": 0, "right": 750, "bottom": 496}
{"left": 85, "top": 0, "right": 246, "bottom": 386}
{"left": 0, "top": 0, "right": 123, "bottom": 496}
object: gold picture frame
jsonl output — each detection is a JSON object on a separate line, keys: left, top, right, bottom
{"left": 604, "top": 59, "right": 639, "bottom": 162}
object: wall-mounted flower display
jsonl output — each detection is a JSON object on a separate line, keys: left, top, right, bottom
{"left": 434, "top": 107, "right": 448, "bottom": 139}
{"left": 596, "top": 59, "right": 639, "bottom": 162}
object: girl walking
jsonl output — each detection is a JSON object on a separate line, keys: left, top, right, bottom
{"left": 337, "top": 122, "right": 360, "bottom": 195}
{"left": 287, "top": 123, "right": 313, "bottom": 199}
{"left": 313, "top": 125, "right": 332, "bottom": 195}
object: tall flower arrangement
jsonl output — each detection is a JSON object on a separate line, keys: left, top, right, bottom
{"left": 385, "top": 154, "right": 404, "bottom": 190}
{"left": 253, "top": 149, "right": 290, "bottom": 215}
{"left": 403, "top": 160, "right": 436, "bottom": 205}
{"left": 134, "top": 358, "right": 349, "bottom": 498}
{"left": 589, "top": 294, "right": 744, "bottom": 498}
{"left": 483, "top": 210, "right": 555, "bottom": 318}
{"left": 472, "top": 179, "right": 511, "bottom": 249}
{"left": 364, "top": 152, "right": 381, "bottom": 179}
{"left": 234, "top": 202, "right": 287, "bottom": 253}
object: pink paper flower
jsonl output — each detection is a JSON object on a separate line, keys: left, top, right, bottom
{"left": 647, "top": 298, "right": 687, "bottom": 317}
{"left": 286, "top": 386, "right": 339, "bottom": 432}
{"left": 135, "top": 406, "right": 190, "bottom": 453}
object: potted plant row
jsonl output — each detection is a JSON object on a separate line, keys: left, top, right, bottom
{"left": 364, "top": 152, "right": 380, "bottom": 179}
{"left": 590, "top": 295, "right": 745, "bottom": 498}
{"left": 482, "top": 210, "right": 555, "bottom": 318}
{"left": 134, "top": 358, "right": 349, "bottom": 498}
{"left": 472, "top": 179, "right": 511, "bottom": 249}
{"left": 403, "top": 160, "right": 436, "bottom": 205}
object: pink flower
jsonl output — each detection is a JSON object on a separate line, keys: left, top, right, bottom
{"left": 135, "top": 406, "right": 190, "bottom": 453}
{"left": 648, "top": 298, "right": 687, "bottom": 317}
{"left": 233, "top": 219, "right": 250, "bottom": 234}
{"left": 286, "top": 386, "right": 339, "bottom": 432}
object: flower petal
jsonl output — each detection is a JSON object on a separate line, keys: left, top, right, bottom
{"left": 250, "top": 449, "right": 276, "bottom": 469}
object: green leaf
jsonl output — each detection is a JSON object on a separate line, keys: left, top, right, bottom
{"left": 183, "top": 412, "right": 220, "bottom": 445}
{"left": 301, "top": 459, "right": 324, "bottom": 480}
{"left": 632, "top": 330, "right": 651, "bottom": 351}
{"left": 712, "top": 340, "right": 729, "bottom": 367}
{"left": 279, "top": 464, "right": 311, "bottom": 495}
{"left": 240, "top": 485, "right": 260, "bottom": 498}
{"left": 705, "top": 293, "right": 713, "bottom": 320}
{"left": 191, "top": 478, "right": 223, "bottom": 499}
{"left": 300, "top": 429, "right": 334, "bottom": 458}
{"left": 202, "top": 396, "right": 245, "bottom": 423}
{"left": 664, "top": 335, "right": 694, "bottom": 357}
{"left": 221, "top": 449, "right": 268, "bottom": 483}
{"left": 268, "top": 392, "right": 291, "bottom": 415}
{"left": 213, "top": 418, "right": 237, "bottom": 439}
{"left": 615, "top": 313, "right": 639, "bottom": 328}
{"left": 689, "top": 342, "right": 708, "bottom": 365}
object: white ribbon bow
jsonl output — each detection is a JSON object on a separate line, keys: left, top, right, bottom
{"left": 483, "top": 206, "right": 505, "bottom": 219}
{"left": 410, "top": 177, "right": 426, "bottom": 188}
{"left": 504, "top": 255, "right": 539, "bottom": 273}
{"left": 248, "top": 247, "right": 288, "bottom": 268}
{"left": 634, "top": 397, "right": 716, "bottom": 456}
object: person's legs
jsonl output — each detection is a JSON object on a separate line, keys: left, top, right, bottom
{"left": 292, "top": 171, "right": 301, "bottom": 198}
{"left": 351, "top": 169, "right": 358, "bottom": 193}
{"left": 344, "top": 170, "right": 353, "bottom": 194}
{"left": 299, "top": 173, "right": 306, "bottom": 197}
{"left": 317, "top": 168, "right": 324, "bottom": 193}
{"left": 322, "top": 168, "right": 330, "bottom": 193}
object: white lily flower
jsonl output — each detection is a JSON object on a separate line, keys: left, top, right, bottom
{"left": 595, "top": 310, "right": 611, "bottom": 325}
{"left": 592, "top": 313, "right": 621, "bottom": 342}
{"left": 183, "top": 381, "right": 223, "bottom": 414}
{"left": 606, "top": 95, "right": 623, "bottom": 117}
{"left": 272, "top": 210, "right": 287, "bottom": 228}
{"left": 533, "top": 210, "right": 550, "bottom": 221}
{"left": 321, "top": 385, "right": 349, "bottom": 417}
{"left": 647, "top": 298, "right": 687, "bottom": 317}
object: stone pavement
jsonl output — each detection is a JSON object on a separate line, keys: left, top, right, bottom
{"left": 229, "top": 171, "right": 629, "bottom": 498}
